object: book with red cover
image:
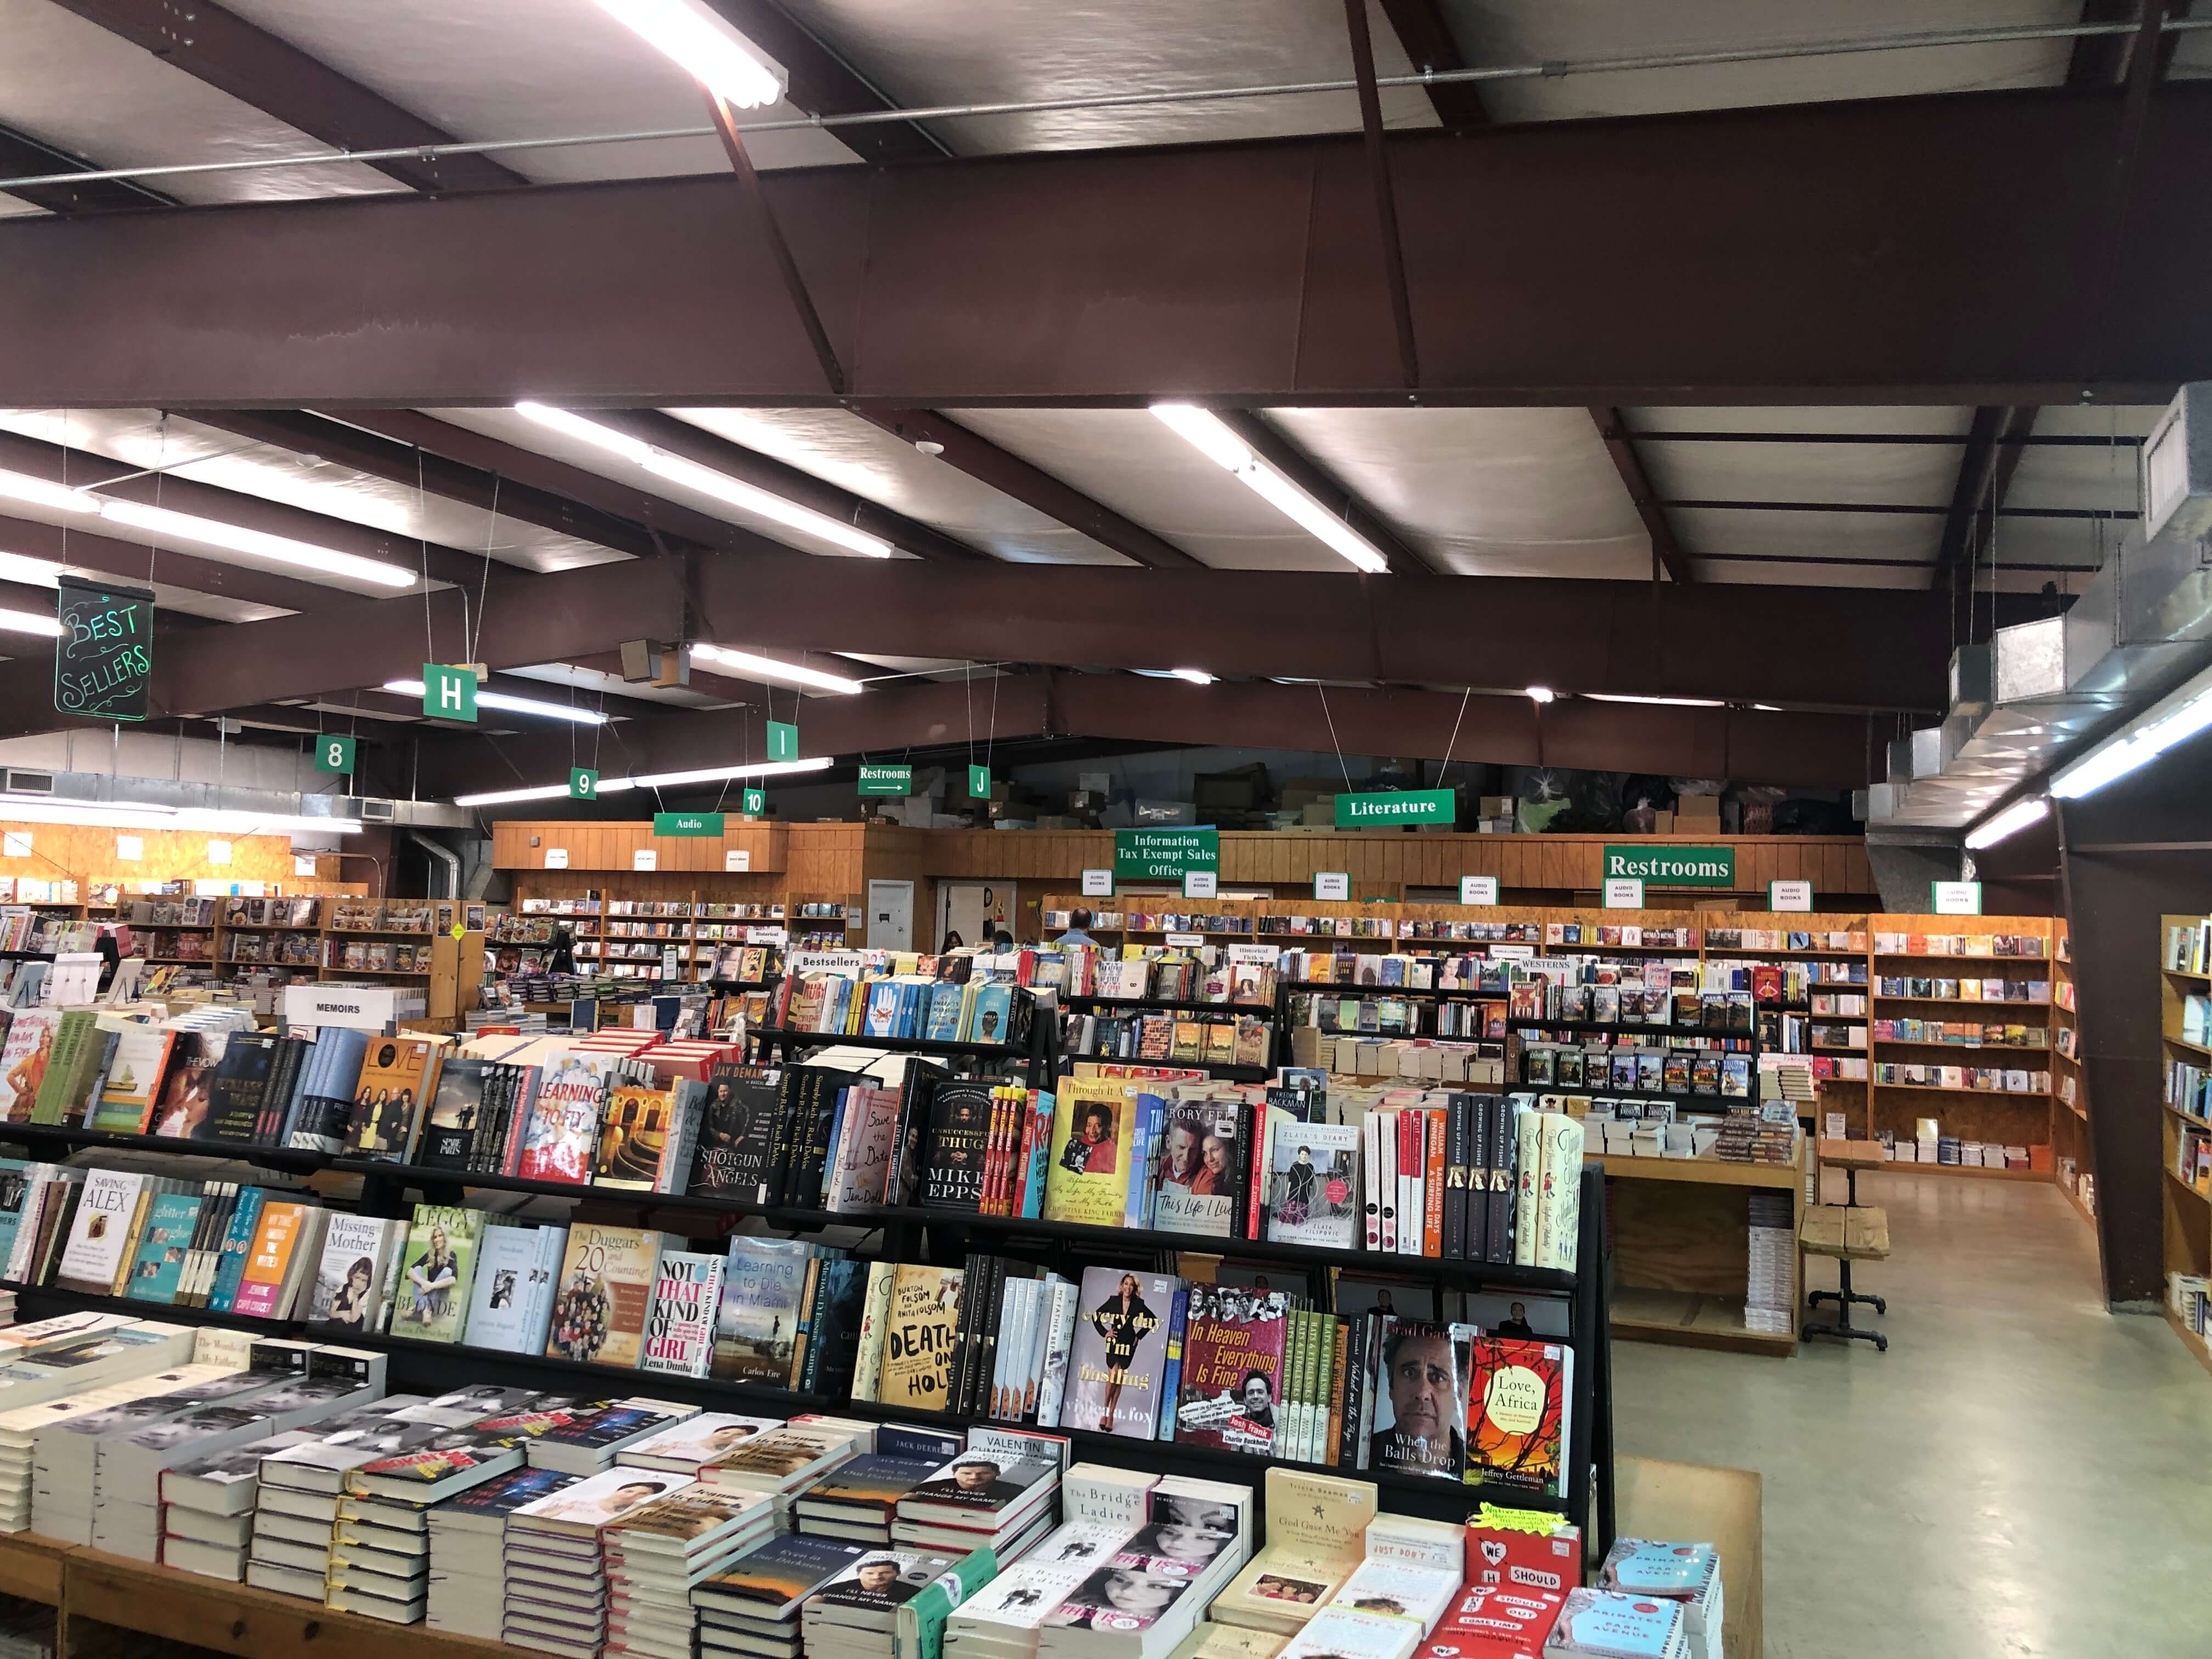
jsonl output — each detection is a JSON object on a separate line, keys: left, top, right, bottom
{"left": 1464, "top": 1336, "right": 1572, "bottom": 1498}
{"left": 1171, "top": 1285, "right": 1288, "bottom": 1457}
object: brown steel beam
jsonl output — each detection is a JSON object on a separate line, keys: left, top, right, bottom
{"left": 0, "top": 122, "right": 171, "bottom": 214}
{"left": 46, "top": 0, "right": 526, "bottom": 194}
{"left": 0, "top": 513, "right": 337, "bottom": 614}
{"left": 184, "top": 410, "right": 667, "bottom": 563}
{"left": 10, "top": 86, "right": 2212, "bottom": 408}
{"left": 1211, "top": 412, "right": 1444, "bottom": 577}
{"left": 695, "top": 1, "right": 948, "bottom": 165}
{"left": 703, "top": 93, "right": 847, "bottom": 397}
{"left": 2069, "top": 0, "right": 2145, "bottom": 86}
{"left": 1344, "top": 0, "right": 1419, "bottom": 389}
{"left": 1377, "top": 0, "right": 1491, "bottom": 130}
{"left": 1589, "top": 408, "right": 1695, "bottom": 584}
{"left": 589, "top": 411, "right": 991, "bottom": 563}
{"left": 857, "top": 409, "right": 1202, "bottom": 569}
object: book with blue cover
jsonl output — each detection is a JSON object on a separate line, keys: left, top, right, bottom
{"left": 967, "top": 985, "right": 1015, "bottom": 1047}
{"left": 122, "top": 1189, "right": 204, "bottom": 1304}
{"left": 923, "top": 985, "right": 963, "bottom": 1041}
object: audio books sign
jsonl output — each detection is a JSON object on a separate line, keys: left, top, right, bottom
{"left": 1602, "top": 845, "right": 1737, "bottom": 889}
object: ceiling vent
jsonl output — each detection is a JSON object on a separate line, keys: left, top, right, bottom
{"left": 359, "top": 799, "right": 398, "bottom": 824}
{"left": 2, "top": 770, "right": 55, "bottom": 797}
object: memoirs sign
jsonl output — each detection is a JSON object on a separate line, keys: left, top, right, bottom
{"left": 54, "top": 577, "right": 153, "bottom": 721}
{"left": 1602, "top": 845, "right": 1737, "bottom": 889}
{"left": 1114, "top": 828, "right": 1218, "bottom": 881}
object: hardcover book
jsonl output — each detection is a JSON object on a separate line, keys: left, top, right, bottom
{"left": 712, "top": 1238, "right": 816, "bottom": 1384}
{"left": 546, "top": 1224, "right": 666, "bottom": 1367}
{"left": 1173, "top": 1285, "right": 1289, "bottom": 1456}
{"left": 390, "top": 1205, "right": 485, "bottom": 1342}
{"left": 1266, "top": 1124, "right": 1359, "bottom": 1249}
{"left": 1153, "top": 1097, "right": 1242, "bottom": 1238}
{"left": 1463, "top": 1336, "right": 1572, "bottom": 1498}
{"left": 417, "top": 1058, "right": 488, "bottom": 1172}
{"left": 1368, "top": 1317, "right": 1472, "bottom": 1483}
{"left": 201, "top": 1034, "right": 278, "bottom": 1144}
{"left": 874, "top": 1262, "right": 964, "bottom": 1410}
{"left": 1041, "top": 1079, "right": 1135, "bottom": 1228}
{"left": 342, "top": 1037, "right": 442, "bottom": 1161}
{"left": 689, "top": 1064, "right": 783, "bottom": 1201}
{"left": 91, "top": 1028, "right": 174, "bottom": 1134}
{"left": 641, "top": 1249, "right": 723, "bottom": 1378}
{"left": 1062, "top": 1265, "right": 1176, "bottom": 1440}
{"left": 918, "top": 1081, "right": 994, "bottom": 1212}
{"left": 516, "top": 1052, "right": 609, "bottom": 1186}
{"left": 307, "top": 1213, "right": 400, "bottom": 1334}
{"left": 594, "top": 1083, "right": 675, "bottom": 1191}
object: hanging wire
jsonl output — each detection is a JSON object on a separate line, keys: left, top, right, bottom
{"left": 416, "top": 452, "right": 435, "bottom": 666}
{"left": 1315, "top": 685, "right": 1356, "bottom": 792}
{"left": 1435, "top": 686, "right": 1475, "bottom": 791}
{"left": 468, "top": 473, "right": 502, "bottom": 665}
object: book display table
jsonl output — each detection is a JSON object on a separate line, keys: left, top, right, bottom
{"left": 1598, "top": 1149, "right": 1806, "bottom": 1358}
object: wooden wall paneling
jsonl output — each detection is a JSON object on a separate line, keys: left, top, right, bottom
{"left": 0, "top": 819, "right": 356, "bottom": 890}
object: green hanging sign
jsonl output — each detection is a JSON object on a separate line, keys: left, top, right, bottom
{"left": 766, "top": 721, "right": 799, "bottom": 762}
{"left": 422, "top": 663, "right": 478, "bottom": 723}
{"left": 1602, "top": 845, "right": 1737, "bottom": 888}
{"left": 741, "top": 788, "right": 766, "bottom": 817}
{"left": 1114, "top": 828, "right": 1219, "bottom": 881}
{"left": 569, "top": 768, "right": 599, "bottom": 800}
{"left": 968, "top": 765, "right": 991, "bottom": 800}
{"left": 652, "top": 812, "right": 725, "bottom": 837}
{"left": 1334, "top": 789, "right": 1455, "bottom": 828}
{"left": 314, "top": 735, "right": 357, "bottom": 775}
{"left": 858, "top": 764, "right": 913, "bottom": 797}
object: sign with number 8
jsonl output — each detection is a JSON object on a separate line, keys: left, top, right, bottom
{"left": 314, "top": 735, "right": 357, "bottom": 775}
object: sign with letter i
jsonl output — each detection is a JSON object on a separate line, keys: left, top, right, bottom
{"left": 766, "top": 721, "right": 798, "bottom": 762}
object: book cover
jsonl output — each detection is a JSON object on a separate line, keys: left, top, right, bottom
{"left": 594, "top": 1083, "right": 674, "bottom": 1191}
{"left": 229, "top": 1199, "right": 317, "bottom": 1318}
{"left": 342, "top": 1037, "right": 441, "bottom": 1161}
{"left": 200, "top": 1033, "right": 278, "bottom": 1144}
{"left": 55, "top": 1169, "right": 145, "bottom": 1294}
{"left": 812, "top": 1548, "right": 956, "bottom": 1612}
{"left": 516, "top": 1053, "right": 608, "bottom": 1185}
{"left": 546, "top": 1223, "right": 664, "bottom": 1367}
{"left": 0, "top": 1012, "right": 58, "bottom": 1124}
{"left": 1062, "top": 1265, "right": 1176, "bottom": 1439}
{"left": 1369, "top": 1318, "right": 1472, "bottom": 1482}
{"left": 1463, "top": 1336, "right": 1571, "bottom": 1498}
{"left": 122, "top": 1188, "right": 203, "bottom": 1304}
{"left": 801, "top": 1257, "right": 872, "bottom": 1398}
{"left": 307, "top": 1213, "right": 396, "bottom": 1333}
{"left": 641, "top": 1249, "right": 723, "bottom": 1378}
{"left": 1041, "top": 1079, "right": 1135, "bottom": 1228}
{"left": 418, "top": 1058, "right": 488, "bottom": 1172}
{"left": 699, "top": 1534, "right": 868, "bottom": 1615}
{"left": 876, "top": 1262, "right": 963, "bottom": 1410}
{"left": 689, "top": 1064, "right": 783, "bottom": 1200}
{"left": 390, "top": 1205, "right": 485, "bottom": 1342}
{"left": 712, "top": 1238, "right": 815, "bottom": 1384}
{"left": 461, "top": 1223, "right": 552, "bottom": 1353}
{"left": 1173, "top": 1285, "right": 1289, "bottom": 1455}
{"left": 1153, "top": 1097, "right": 1242, "bottom": 1238}
{"left": 510, "top": 1464, "right": 695, "bottom": 1528}
{"left": 919, "top": 1081, "right": 993, "bottom": 1212}
{"left": 1266, "top": 1124, "right": 1359, "bottom": 1249}
{"left": 91, "top": 1027, "right": 174, "bottom": 1134}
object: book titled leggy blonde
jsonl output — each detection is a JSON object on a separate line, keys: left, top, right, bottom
{"left": 1040, "top": 1078, "right": 1135, "bottom": 1228}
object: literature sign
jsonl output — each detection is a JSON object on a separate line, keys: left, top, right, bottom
{"left": 857, "top": 763, "right": 912, "bottom": 796}
{"left": 544, "top": 848, "right": 569, "bottom": 869}
{"left": 1460, "top": 875, "right": 1500, "bottom": 906}
{"left": 314, "top": 735, "right": 357, "bottom": 775}
{"left": 633, "top": 848, "right": 657, "bottom": 872}
{"left": 1602, "top": 877, "right": 1645, "bottom": 909}
{"left": 422, "top": 663, "right": 477, "bottom": 723}
{"left": 1335, "top": 788, "right": 1454, "bottom": 828}
{"left": 725, "top": 849, "right": 751, "bottom": 872}
{"left": 1080, "top": 868, "right": 1114, "bottom": 898}
{"left": 1314, "top": 871, "right": 1350, "bottom": 901}
{"left": 569, "top": 767, "right": 598, "bottom": 800}
{"left": 1769, "top": 880, "right": 1814, "bottom": 912}
{"left": 651, "top": 812, "right": 723, "bottom": 837}
{"left": 1931, "top": 881, "right": 1983, "bottom": 916}
{"left": 741, "top": 788, "right": 765, "bottom": 817}
{"left": 766, "top": 721, "right": 798, "bottom": 762}
{"left": 1603, "top": 844, "right": 1736, "bottom": 888}
{"left": 1183, "top": 870, "right": 1218, "bottom": 900}
{"left": 1114, "top": 828, "right": 1218, "bottom": 881}
{"left": 54, "top": 575, "right": 153, "bottom": 722}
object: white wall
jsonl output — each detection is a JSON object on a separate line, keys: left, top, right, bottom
{"left": 0, "top": 730, "right": 338, "bottom": 794}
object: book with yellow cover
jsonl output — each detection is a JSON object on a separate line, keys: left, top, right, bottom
{"left": 1210, "top": 1468, "right": 1377, "bottom": 1637}
{"left": 874, "top": 1261, "right": 964, "bottom": 1410}
{"left": 1041, "top": 1078, "right": 1136, "bottom": 1228}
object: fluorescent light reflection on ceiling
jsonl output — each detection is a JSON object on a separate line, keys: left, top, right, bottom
{"left": 381, "top": 680, "right": 608, "bottom": 726}
{"left": 1148, "top": 404, "right": 1390, "bottom": 574}
{"left": 453, "top": 754, "right": 832, "bottom": 809}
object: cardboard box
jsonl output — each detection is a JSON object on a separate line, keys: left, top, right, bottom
{"left": 1302, "top": 802, "right": 1336, "bottom": 826}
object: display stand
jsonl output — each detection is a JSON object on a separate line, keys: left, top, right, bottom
{"left": 1058, "top": 982, "right": 1289, "bottom": 1081}
{"left": 1601, "top": 1147, "right": 1805, "bottom": 1358}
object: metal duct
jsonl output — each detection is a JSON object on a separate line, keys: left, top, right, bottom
{"left": 0, "top": 772, "right": 473, "bottom": 829}
{"left": 408, "top": 831, "right": 462, "bottom": 899}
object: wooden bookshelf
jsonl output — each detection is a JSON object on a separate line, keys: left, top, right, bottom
{"left": 1600, "top": 1149, "right": 1804, "bottom": 1358}
{"left": 2048, "top": 930, "right": 2094, "bottom": 1228}
{"left": 2162, "top": 914, "right": 2212, "bottom": 1355}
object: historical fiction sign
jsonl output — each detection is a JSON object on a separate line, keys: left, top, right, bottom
{"left": 54, "top": 577, "right": 154, "bottom": 722}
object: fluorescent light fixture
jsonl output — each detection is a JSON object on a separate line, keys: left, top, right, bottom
{"left": 1752, "top": 703, "right": 1781, "bottom": 712}
{"left": 1583, "top": 692, "right": 1723, "bottom": 708}
{"left": 2052, "top": 669, "right": 2212, "bottom": 800}
{"left": 1169, "top": 668, "right": 1216, "bottom": 685}
{"left": 0, "top": 553, "right": 61, "bottom": 589}
{"left": 1963, "top": 796, "right": 2050, "bottom": 850}
{"left": 589, "top": 0, "right": 787, "bottom": 108}
{"left": 0, "top": 469, "right": 96, "bottom": 515}
{"left": 690, "top": 644, "right": 866, "bottom": 695}
{"left": 381, "top": 679, "right": 608, "bottom": 726}
{"left": 1525, "top": 686, "right": 1555, "bottom": 704}
{"left": 1149, "top": 403, "right": 1390, "bottom": 575}
{"left": 453, "top": 754, "right": 831, "bottom": 809}
{"left": 0, "top": 795, "right": 360, "bottom": 834}
{"left": 0, "top": 607, "right": 60, "bottom": 637}
{"left": 97, "top": 500, "right": 414, "bottom": 588}
{"left": 513, "top": 406, "right": 894, "bottom": 559}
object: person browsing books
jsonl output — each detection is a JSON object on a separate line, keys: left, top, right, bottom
{"left": 1494, "top": 1301, "right": 1538, "bottom": 1340}
{"left": 1371, "top": 1325, "right": 1466, "bottom": 1476}
{"left": 548, "top": 928, "right": 577, "bottom": 974}
{"left": 1055, "top": 909, "right": 1098, "bottom": 946}
{"left": 1087, "top": 1272, "right": 1159, "bottom": 1432}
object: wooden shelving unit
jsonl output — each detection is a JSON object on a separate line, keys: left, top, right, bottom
{"left": 2159, "top": 914, "right": 2212, "bottom": 1374}
{"left": 2050, "top": 931, "right": 2095, "bottom": 1229}
{"left": 1602, "top": 1150, "right": 1804, "bottom": 1358}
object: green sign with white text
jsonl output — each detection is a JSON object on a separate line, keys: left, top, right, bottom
{"left": 1114, "top": 828, "right": 1219, "bottom": 881}
{"left": 422, "top": 663, "right": 477, "bottom": 723}
{"left": 741, "top": 788, "right": 765, "bottom": 817}
{"left": 859, "top": 764, "right": 913, "bottom": 797}
{"left": 766, "top": 721, "right": 798, "bottom": 762}
{"left": 652, "top": 812, "right": 725, "bottom": 837}
{"left": 1603, "top": 844, "right": 1737, "bottom": 888}
{"left": 314, "top": 735, "right": 356, "bottom": 775}
{"left": 1335, "top": 789, "right": 1455, "bottom": 829}
{"left": 968, "top": 765, "right": 991, "bottom": 800}
{"left": 569, "top": 768, "right": 599, "bottom": 800}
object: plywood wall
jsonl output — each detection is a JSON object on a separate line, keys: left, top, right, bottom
{"left": 0, "top": 819, "right": 358, "bottom": 890}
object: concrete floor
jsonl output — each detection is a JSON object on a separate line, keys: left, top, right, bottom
{"left": 1612, "top": 1170, "right": 2212, "bottom": 1659}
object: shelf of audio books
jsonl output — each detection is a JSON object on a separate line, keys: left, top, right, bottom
{"left": 1047, "top": 899, "right": 2064, "bottom": 1180}
{"left": 2049, "top": 933, "right": 2094, "bottom": 1232}
{"left": 2159, "top": 912, "right": 2212, "bottom": 1379}
{"left": 497, "top": 894, "right": 837, "bottom": 987}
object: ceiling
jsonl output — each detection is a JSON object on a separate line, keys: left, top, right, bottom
{"left": 0, "top": 0, "right": 2184, "bottom": 777}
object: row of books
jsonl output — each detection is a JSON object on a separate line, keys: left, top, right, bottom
{"left": 1869, "top": 1063, "right": 2049, "bottom": 1094}
{"left": 2165, "top": 1058, "right": 2210, "bottom": 1122}
{"left": 1704, "top": 927, "right": 1866, "bottom": 952}
{"left": 325, "top": 940, "right": 435, "bottom": 972}
{"left": 1285, "top": 1032, "right": 1506, "bottom": 1086}
{"left": 774, "top": 969, "right": 1027, "bottom": 1047}
{"left": 1874, "top": 1018, "right": 2048, "bottom": 1048}
{"left": 329, "top": 902, "right": 436, "bottom": 934}
{"left": 1296, "top": 994, "right": 1504, "bottom": 1041}
{"left": 2167, "top": 917, "right": 2212, "bottom": 975}
{"left": 1521, "top": 1045, "right": 1754, "bottom": 1099}
{"left": 1873, "top": 931, "right": 2047, "bottom": 957}
{"left": 1874, "top": 977, "right": 2050, "bottom": 1003}
{"left": 1062, "top": 1012, "right": 1273, "bottom": 1070}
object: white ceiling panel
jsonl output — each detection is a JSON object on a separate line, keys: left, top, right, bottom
{"left": 216, "top": 0, "right": 858, "bottom": 181}
{"left": 668, "top": 409, "right": 1129, "bottom": 565}
{"left": 947, "top": 409, "right": 1341, "bottom": 572}
{"left": 1625, "top": 405, "right": 1978, "bottom": 436}
{"left": 1440, "top": 0, "right": 2078, "bottom": 123}
{"left": 1973, "top": 512, "right": 2118, "bottom": 579}
{"left": 1671, "top": 504, "right": 1940, "bottom": 573}
{"left": 1266, "top": 408, "right": 1648, "bottom": 578}
{"left": 1696, "top": 556, "right": 1928, "bottom": 590}
{"left": 503, "top": 662, "right": 737, "bottom": 712}
{"left": 0, "top": 409, "right": 623, "bottom": 579}
{"left": 0, "top": 0, "right": 402, "bottom": 207}
{"left": 780, "top": 0, "right": 1435, "bottom": 155}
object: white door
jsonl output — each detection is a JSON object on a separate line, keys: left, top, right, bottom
{"left": 935, "top": 881, "right": 1016, "bottom": 951}
{"left": 867, "top": 879, "right": 916, "bottom": 952}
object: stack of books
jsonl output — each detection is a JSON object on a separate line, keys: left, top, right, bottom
{"left": 802, "top": 1547, "right": 959, "bottom": 1659}
{"left": 1597, "top": 1539, "right": 1722, "bottom": 1659}
{"left": 529, "top": 1398, "right": 700, "bottom": 1476}
{"left": 503, "top": 1466, "right": 701, "bottom": 1657}
{"left": 425, "top": 1468, "right": 582, "bottom": 1640}
{"left": 612, "top": 1413, "right": 785, "bottom": 1478}
{"left": 793, "top": 1449, "right": 945, "bottom": 1545}
{"left": 694, "top": 1423, "right": 863, "bottom": 1520}
{"left": 602, "top": 1486, "right": 778, "bottom": 1659}
{"left": 692, "top": 1534, "right": 873, "bottom": 1659}
{"left": 158, "top": 1430, "right": 323, "bottom": 1580}
{"left": 890, "top": 1447, "right": 1060, "bottom": 1564}
{"left": 329, "top": 1486, "right": 435, "bottom": 1623}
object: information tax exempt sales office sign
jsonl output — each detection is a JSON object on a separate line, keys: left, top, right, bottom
{"left": 1601, "top": 844, "right": 1737, "bottom": 889}
{"left": 1115, "top": 828, "right": 1218, "bottom": 881}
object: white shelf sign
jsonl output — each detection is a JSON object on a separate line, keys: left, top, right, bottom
{"left": 725, "top": 849, "right": 751, "bottom": 872}
{"left": 1459, "top": 875, "right": 1499, "bottom": 906}
{"left": 1314, "top": 871, "right": 1350, "bottom": 901}
{"left": 1183, "top": 870, "right": 1218, "bottom": 899}
{"left": 2, "top": 832, "right": 30, "bottom": 859}
{"left": 633, "top": 848, "right": 658, "bottom": 872}
{"left": 1602, "top": 877, "right": 1645, "bottom": 909}
{"left": 206, "top": 839, "right": 232, "bottom": 866}
{"left": 294, "top": 855, "right": 319, "bottom": 877}
{"left": 1165, "top": 932, "right": 1205, "bottom": 947}
{"left": 115, "top": 836, "right": 143, "bottom": 862}
{"left": 1769, "top": 880, "right": 1814, "bottom": 912}
{"left": 544, "top": 848, "right": 569, "bottom": 870}
{"left": 1080, "top": 868, "right": 1114, "bottom": 898}
{"left": 1931, "top": 880, "right": 1983, "bottom": 916}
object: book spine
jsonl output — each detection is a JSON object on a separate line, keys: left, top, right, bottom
{"left": 108, "top": 1187, "right": 154, "bottom": 1297}
{"left": 1512, "top": 1106, "right": 1543, "bottom": 1269}
{"left": 1337, "top": 1312, "right": 1366, "bottom": 1470}
{"left": 978, "top": 1088, "right": 1008, "bottom": 1218}
{"left": 850, "top": 1260, "right": 894, "bottom": 1403}
{"left": 1322, "top": 1316, "right": 1347, "bottom": 1470}
{"left": 1442, "top": 1096, "right": 1466, "bottom": 1261}
{"left": 1536, "top": 1113, "right": 1585, "bottom": 1273}
{"left": 1486, "top": 1101, "right": 1516, "bottom": 1265}
{"left": 1036, "top": 1277, "right": 1079, "bottom": 1430}
{"left": 946, "top": 1251, "right": 981, "bottom": 1419}
{"left": 1469, "top": 1097, "right": 1492, "bottom": 1263}
{"left": 1279, "top": 1310, "right": 1306, "bottom": 1463}
{"left": 1154, "top": 1285, "right": 1187, "bottom": 1443}
{"left": 1361, "top": 1109, "right": 1382, "bottom": 1252}
{"left": 209, "top": 1188, "right": 265, "bottom": 1312}
{"left": 1378, "top": 1109, "right": 1397, "bottom": 1253}
{"left": 976, "top": 1255, "right": 1009, "bottom": 1419}
{"left": 1424, "top": 1109, "right": 1446, "bottom": 1259}
{"left": 786, "top": 1257, "right": 823, "bottom": 1391}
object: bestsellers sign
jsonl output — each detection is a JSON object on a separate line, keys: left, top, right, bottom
{"left": 1602, "top": 845, "right": 1737, "bottom": 888}
{"left": 1335, "top": 789, "right": 1455, "bottom": 829}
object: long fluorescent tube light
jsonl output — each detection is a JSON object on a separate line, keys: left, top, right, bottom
{"left": 2052, "top": 668, "right": 2212, "bottom": 800}
{"left": 514, "top": 406, "right": 894, "bottom": 559}
{"left": 1963, "top": 796, "right": 2049, "bottom": 849}
{"left": 452, "top": 754, "right": 832, "bottom": 809}
{"left": 690, "top": 644, "right": 866, "bottom": 696}
{"left": 98, "top": 500, "right": 415, "bottom": 588}
{"left": 1169, "top": 668, "right": 1216, "bottom": 685}
{"left": 0, "top": 553, "right": 61, "bottom": 589}
{"left": 1583, "top": 693, "right": 1724, "bottom": 708}
{"left": 0, "top": 796, "right": 361, "bottom": 834}
{"left": 589, "top": 0, "right": 787, "bottom": 109}
{"left": 0, "top": 607, "right": 61, "bottom": 637}
{"left": 0, "top": 469, "right": 96, "bottom": 515}
{"left": 1525, "top": 686, "right": 1555, "bottom": 704}
{"left": 381, "top": 679, "right": 609, "bottom": 726}
{"left": 1149, "top": 404, "right": 1390, "bottom": 574}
